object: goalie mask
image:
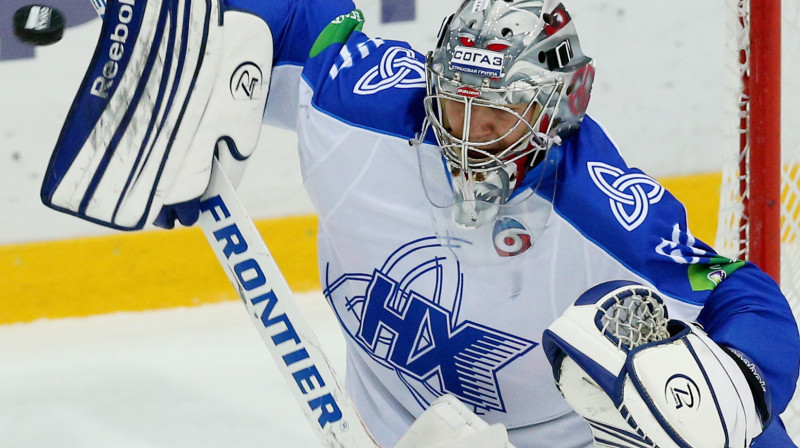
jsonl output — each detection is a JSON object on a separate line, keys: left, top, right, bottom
{"left": 417, "top": 0, "right": 594, "bottom": 239}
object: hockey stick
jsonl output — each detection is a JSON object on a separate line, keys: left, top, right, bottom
{"left": 83, "top": 2, "right": 379, "bottom": 447}
{"left": 198, "top": 158, "right": 379, "bottom": 448}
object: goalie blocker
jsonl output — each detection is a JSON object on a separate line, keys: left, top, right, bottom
{"left": 542, "top": 281, "right": 771, "bottom": 448}
{"left": 41, "top": 0, "right": 271, "bottom": 230}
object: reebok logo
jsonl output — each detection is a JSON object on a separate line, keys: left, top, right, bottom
{"left": 90, "top": 0, "right": 137, "bottom": 99}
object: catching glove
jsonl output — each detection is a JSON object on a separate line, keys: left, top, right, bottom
{"left": 542, "top": 280, "right": 769, "bottom": 447}
{"left": 42, "top": 0, "right": 271, "bottom": 230}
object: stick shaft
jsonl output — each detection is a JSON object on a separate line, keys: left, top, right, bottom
{"left": 197, "top": 159, "right": 378, "bottom": 448}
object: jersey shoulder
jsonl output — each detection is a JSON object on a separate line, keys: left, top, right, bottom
{"left": 554, "top": 115, "right": 664, "bottom": 235}
{"left": 303, "top": 29, "right": 429, "bottom": 141}
{"left": 553, "top": 116, "right": 725, "bottom": 304}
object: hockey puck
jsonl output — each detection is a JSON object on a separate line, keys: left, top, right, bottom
{"left": 13, "top": 5, "right": 66, "bottom": 46}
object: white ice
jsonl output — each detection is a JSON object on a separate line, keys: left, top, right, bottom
{"left": 0, "top": 292, "right": 345, "bottom": 448}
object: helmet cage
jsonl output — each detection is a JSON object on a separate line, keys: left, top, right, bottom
{"left": 411, "top": 0, "right": 593, "bottom": 264}
{"left": 424, "top": 62, "right": 566, "bottom": 179}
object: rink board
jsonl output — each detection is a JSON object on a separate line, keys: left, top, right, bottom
{"left": 0, "top": 173, "right": 719, "bottom": 324}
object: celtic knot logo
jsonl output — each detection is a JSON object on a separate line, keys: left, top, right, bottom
{"left": 587, "top": 161, "right": 664, "bottom": 231}
{"left": 353, "top": 47, "right": 426, "bottom": 95}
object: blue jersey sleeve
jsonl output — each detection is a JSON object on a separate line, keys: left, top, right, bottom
{"left": 551, "top": 117, "right": 723, "bottom": 304}
{"left": 697, "top": 264, "right": 800, "bottom": 415}
{"left": 221, "top": 0, "right": 430, "bottom": 139}
{"left": 553, "top": 117, "right": 800, "bottom": 417}
{"left": 301, "top": 32, "right": 429, "bottom": 141}
{"left": 223, "top": 0, "right": 357, "bottom": 67}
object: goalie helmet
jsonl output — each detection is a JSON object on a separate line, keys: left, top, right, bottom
{"left": 421, "top": 0, "right": 594, "bottom": 228}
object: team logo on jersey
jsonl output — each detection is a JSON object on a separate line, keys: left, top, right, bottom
{"left": 353, "top": 47, "right": 426, "bottom": 95}
{"left": 656, "top": 223, "right": 714, "bottom": 265}
{"left": 587, "top": 161, "right": 664, "bottom": 231}
{"left": 323, "top": 237, "right": 536, "bottom": 413}
{"left": 687, "top": 261, "right": 746, "bottom": 291}
{"left": 656, "top": 223, "right": 746, "bottom": 291}
{"left": 329, "top": 37, "right": 385, "bottom": 80}
{"left": 492, "top": 217, "right": 532, "bottom": 257}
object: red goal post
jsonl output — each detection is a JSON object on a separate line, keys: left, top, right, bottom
{"left": 744, "top": 0, "right": 781, "bottom": 280}
{"left": 716, "top": 0, "right": 800, "bottom": 441}
{"left": 717, "top": 0, "right": 781, "bottom": 276}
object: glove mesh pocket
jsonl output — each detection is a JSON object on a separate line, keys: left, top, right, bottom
{"left": 597, "top": 286, "right": 670, "bottom": 352}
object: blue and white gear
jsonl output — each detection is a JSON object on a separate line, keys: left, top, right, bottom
{"left": 394, "top": 394, "right": 514, "bottom": 448}
{"left": 42, "top": 0, "right": 272, "bottom": 230}
{"left": 420, "top": 0, "right": 594, "bottom": 229}
{"left": 543, "top": 281, "right": 769, "bottom": 447}
{"left": 233, "top": 1, "right": 798, "bottom": 446}
{"left": 45, "top": 0, "right": 800, "bottom": 446}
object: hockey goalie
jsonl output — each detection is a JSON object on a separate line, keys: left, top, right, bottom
{"left": 40, "top": 0, "right": 799, "bottom": 446}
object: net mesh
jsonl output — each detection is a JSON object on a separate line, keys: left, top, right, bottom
{"left": 717, "top": 0, "right": 800, "bottom": 441}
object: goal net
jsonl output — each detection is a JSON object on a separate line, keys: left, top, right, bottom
{"left": 716, "top": 0, "right": 800, "bottom": 441}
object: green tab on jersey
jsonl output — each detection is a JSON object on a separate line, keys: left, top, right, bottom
{"left": 688, "top": 257, "right": 746, "bottom": 291}
{"left": 310, "top": 10, "right": 365, "bottom": 58}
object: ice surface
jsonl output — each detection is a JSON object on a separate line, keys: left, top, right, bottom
{"left": 0, "top": 292, "right": 345, "bottom": 448}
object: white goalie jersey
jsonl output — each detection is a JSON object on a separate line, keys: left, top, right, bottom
{"left": 229, "top": 1, "right": 800, "bottom": 447}
{"left": 37, "top": 0, "right": 797, "bottom": 446}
